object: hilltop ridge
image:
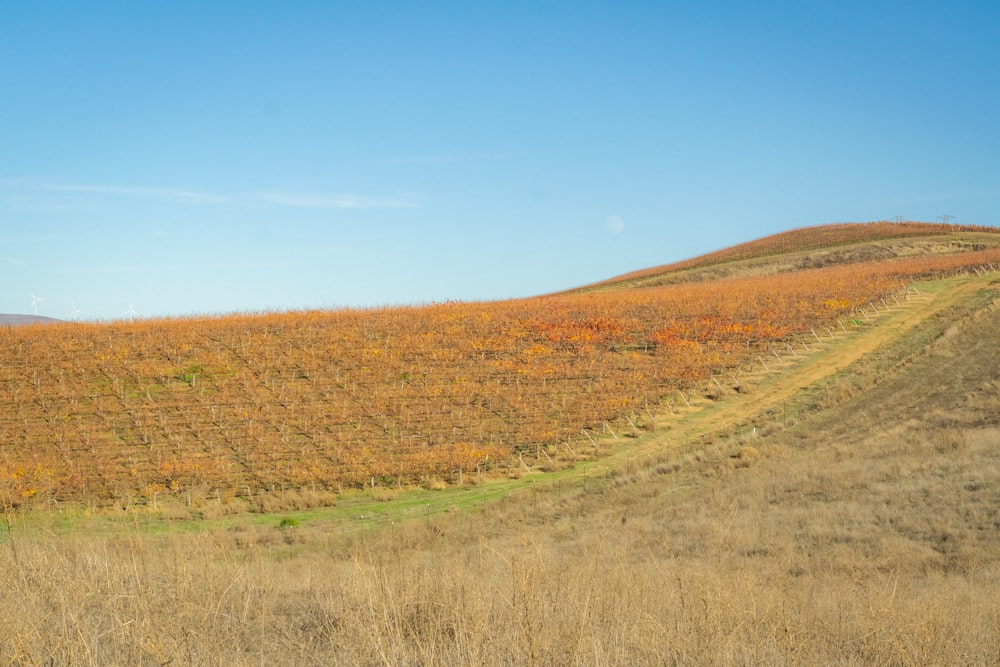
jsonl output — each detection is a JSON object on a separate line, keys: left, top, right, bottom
{"left": 0, "top": 314, "right": 62, "bottom": 327}
{"left": 573, "top": 221, "right": 1000, "bottom": 292}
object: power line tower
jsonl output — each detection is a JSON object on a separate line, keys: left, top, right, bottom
{"left": 937, "top": 214, "right": 956, "bottom": 226}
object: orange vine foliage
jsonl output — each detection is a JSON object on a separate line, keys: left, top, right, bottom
{"left": 585, "top": 221, "right": 998, "bottom": 288}
{"left": 1, "top": 247, "right": 998, "bottom": 506}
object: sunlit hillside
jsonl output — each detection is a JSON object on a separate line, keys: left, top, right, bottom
{"left": 2, "top": 222, "right": 999, "bottom": 510}
{"left": 576, "top": 220, "right": 1000, "bottom": 291}
{"left": 3, "top": 221, "right": 1000, "bottom": 666}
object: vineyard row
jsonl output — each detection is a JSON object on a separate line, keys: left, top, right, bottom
{"left": 1, "top": 250, "right": 999, "bottom": 506}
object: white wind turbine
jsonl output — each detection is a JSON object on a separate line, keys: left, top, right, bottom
{"left": 70, "top": 302, "right": 84, "bottom": 321}
{"left": 29, "top": 291, "right": 44, "bottom": 315}
{"left": 123, "top": 300, "right": 137, "bottom": 322}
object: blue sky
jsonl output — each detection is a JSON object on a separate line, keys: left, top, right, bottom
{"left": 3, "top": 1, "right": 998, "bottom": 320}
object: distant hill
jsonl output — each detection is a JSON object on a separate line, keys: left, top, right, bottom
{"left": 571, "top": 221, "right": 1000, "bottom": 292}
{"left": 0, "top": 314, "right": 62, "bottom": 326}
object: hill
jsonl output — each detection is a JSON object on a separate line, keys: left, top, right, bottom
{"left": 1, "top": 222, "right": 999, "bottom": 664}
{"left": 0, "top": 314, "right": 62, "bottom": 327}
{"left": 574, "top": 220, "right": 1000, "bottom": 291}
{"left": 1, "top": 221, "right": 999, "bottom": 509}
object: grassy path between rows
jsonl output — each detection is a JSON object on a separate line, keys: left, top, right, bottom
{"left": 8, "top": 273, "right": 995, "bottom": 539}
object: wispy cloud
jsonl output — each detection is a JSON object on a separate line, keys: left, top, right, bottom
{"left": 55, "top": 259, "right": 309, "bottom": 275}
{"left": 375, "top": 151, "right": 527, "bottom": 165}
{"left": 41, "top": 183, "right": 233, "bottom": 205}
{"left": 257, "top": 191, "right": 421, "bottom": 209}
{"left": 0, "top": 180, "right": 420, "bottom": 211}
{"left": 0, "top": 189, "right": 95, "bottom": 213}
{"left": 0, "top": 179, "right": 231, "bottom": 208}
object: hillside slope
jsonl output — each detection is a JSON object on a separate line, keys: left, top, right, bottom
{"left": 3, "top": 266, "right": 998, "bottom": 665}
{"left": 574, "top": 221, "right": 1000, "bottom": 291}
{"left": 0, "top": 314, "right": 62, "bottom": 327}
{"left": 2, "top": 222, "right": 1000, "bottom": 511}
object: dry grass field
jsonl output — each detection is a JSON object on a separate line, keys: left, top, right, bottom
{"left": 1, "top": 275, "right": 998, "bottom": 664}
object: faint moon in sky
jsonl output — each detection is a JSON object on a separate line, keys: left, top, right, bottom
{"left": 606, "top": 214, "right": 625, "bottom": 234}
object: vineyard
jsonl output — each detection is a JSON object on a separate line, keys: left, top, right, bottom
{"left": 581, "top": 220, "right": 1000, "bottom": 290}
{"left": 2, "top": 230, "right": 1000, "bottom": 508}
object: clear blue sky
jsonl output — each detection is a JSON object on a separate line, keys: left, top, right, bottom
{"left": 3, "top": 1, "right": 998, "bottom": 320}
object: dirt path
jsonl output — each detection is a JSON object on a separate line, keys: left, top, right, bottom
{"left": 303, "top": 273, "right": 998, "bottom": 526}
{"left": 592, "top": 274, "right": 996, "bottom": 467}
{"left": 30, "top": 274, "right": 995, "bottom": 535}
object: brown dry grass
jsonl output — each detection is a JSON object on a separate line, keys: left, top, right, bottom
{"left": 2, "top": 285, "right": 999, "bottom": 665}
